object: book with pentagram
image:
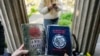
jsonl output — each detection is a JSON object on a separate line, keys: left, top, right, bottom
{"left": 47, "top": 25, "right": 72, "bottom": 56}
{"left": 21, "top": 24, "right": 45, "bottom": 56}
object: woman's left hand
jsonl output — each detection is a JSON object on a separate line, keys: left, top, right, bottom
{"left": 11, "top": 44, "right": 29, "bottom": 56}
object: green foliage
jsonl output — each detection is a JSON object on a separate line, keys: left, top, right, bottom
{"left": 58, "top": 19, "right": 72, "bottom": 26}
{"left": 58, "top": 12, "right": 73, "bottom": 27}
{"left": 28, "top": 6, "right": 38, "bottom": 18}
{"left": 60, "top": 12, "right": 73, "bottom": 21}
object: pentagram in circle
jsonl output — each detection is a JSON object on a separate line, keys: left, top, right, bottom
{"left": 52, "top": 34, "right": 66, "bottom": 49}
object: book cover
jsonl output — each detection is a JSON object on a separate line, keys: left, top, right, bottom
{"left": 22, "top": 24, "right": 44, "bottom": 56}
{"left": 47, "top": 25, "right": 72, "bottom": 56}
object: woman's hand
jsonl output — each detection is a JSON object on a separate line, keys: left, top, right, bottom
{"left": 11, "top": 44, "right": 29, "bottom": 56}
{"left": 52, "top": 3, "right": 58, "bottom": 10}
{"left": 48, "top": 4, "right": 53, "bottom": 11}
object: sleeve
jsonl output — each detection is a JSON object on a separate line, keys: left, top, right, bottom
{"left": 0, "top": 22, "right": 5, "bottom": 55}
{"left": 3, "top": 53, "right": 11, "bottom": 56}
{"left": 38, "top": 0, "right": 49, "bottom": 14}
{"left": 56, "top": 0, "right": 64, "bottom": 11}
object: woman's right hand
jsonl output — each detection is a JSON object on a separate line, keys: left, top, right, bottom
{"left": 48, "top": 4, "right": 53, "bottom": 11}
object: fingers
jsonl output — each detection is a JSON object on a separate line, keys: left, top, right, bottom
{"left": 19, "top": 50, "right": 29, "bottom": 54}
{"left": 12, "top": 50, "right": 29, "bottom": 56}
{"left": 18, "top": 44, "right": 24, "bottom": 50}
{"left": 11, "top": 44, "right": 29, "bottom": 56}
{"left": 64, "top": 53, "right": 68, "bottom": 56}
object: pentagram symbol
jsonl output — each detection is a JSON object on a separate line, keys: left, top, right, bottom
{"left": 52, "top": 34, "right": 66, "bottom": 49}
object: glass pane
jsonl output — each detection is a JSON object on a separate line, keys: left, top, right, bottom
{"left": 24, "top": 0, "right": 75, "bottom": 28}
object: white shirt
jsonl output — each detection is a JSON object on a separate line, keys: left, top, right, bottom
{"left": 38, "top": 0, "right": 63, "bottom": 19}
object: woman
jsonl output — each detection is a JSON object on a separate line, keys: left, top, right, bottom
{"left": 39, "top": 0, "right": 63, "bottom": 29}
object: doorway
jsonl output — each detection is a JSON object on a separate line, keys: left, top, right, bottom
{"left": 24, "top": 0, "right": 75, "bottom": 28}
